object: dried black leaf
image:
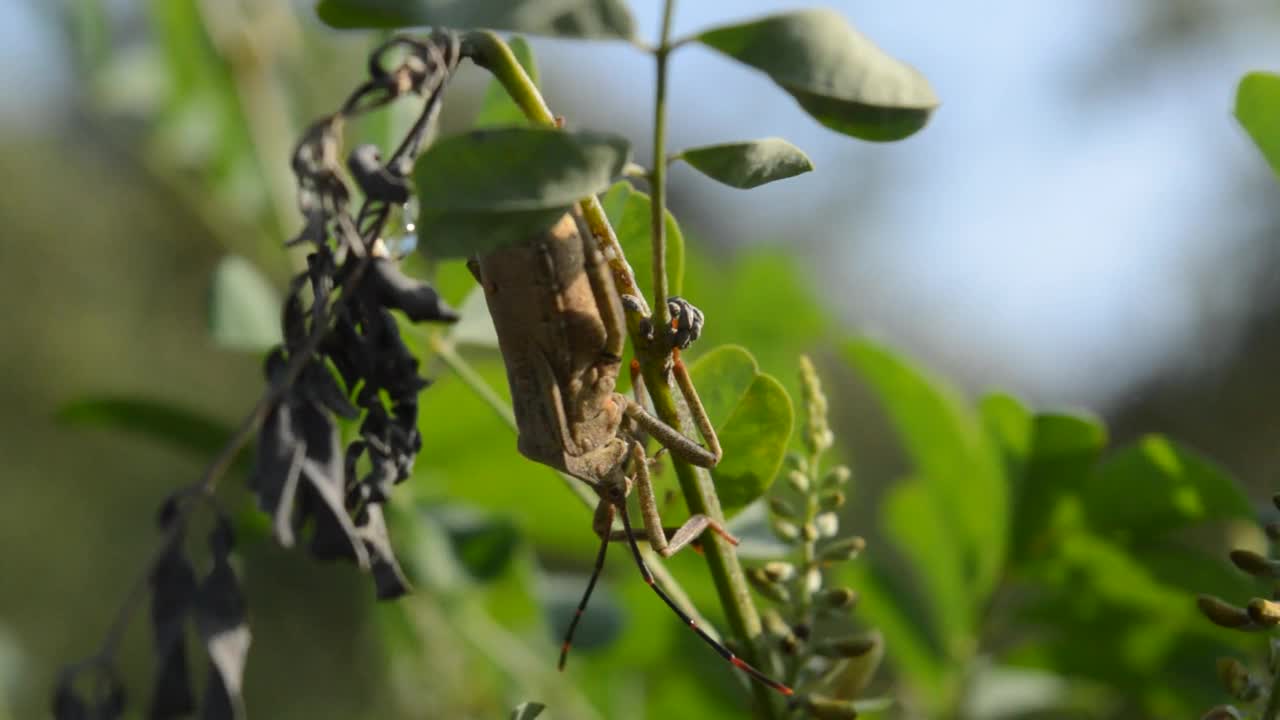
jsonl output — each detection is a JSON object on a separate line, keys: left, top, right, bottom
{"left": 366, "top": 258, "right": 459, "bottom": 323}
{"left": 149, "top": 541, "right": 197, "bottom": 719}
{"left": 53, "top": 665, "right": 125, "bottom": 720}
{"left": 194, "top": 557, "right": 251, "bottom": 720}
{"left": 356, "top": 504, "right": 411, "bottom": 600}
{"left": 210, "top": 512, "right": 236, "bottom": 561}
{"left": 248, "top": 400, "right": 294, "bottom": 518}
{"left": 347, "top": 144, "right": 410, "bottom": 204}
{"left": 301, "top": 458, "right": 370, "bottom": 567}
{"left": 301, "top": 361, "right": 359, "bottom": 420}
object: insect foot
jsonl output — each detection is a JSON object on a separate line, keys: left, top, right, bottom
{"left": 665, "top": 296, "right": 705, "bottom": 350}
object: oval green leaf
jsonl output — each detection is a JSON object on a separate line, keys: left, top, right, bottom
{"left": 316, "top": 0, "right": 635, "bottom": 39}
{"left": 688, "top": 345, "right": 793, "bottom": 514}
{"left": 697, "top": 10, "right": 938, "bottom": 142}
{"left": 598, "top": 180, "right": 684, "bottom": 296}
{"left": 1082, "top": 435, "right": 1251, "bottom": 538}
{"left": 208, "top": 255, "right": 281, "bottom": 352}
{"left": 414, "top": 128, "right": 629, "bottom": 258}
{"left": 474, "top": 36, "right": 539, "bottom": 128}
{"left": 57, "top": 396, "right": 234, "bottom": 459}
{"left": 1236, "top": 71, "right": 1280, "bottom": 177}
{"left": 677, "top": 137, "right": 813, "bottom": 189}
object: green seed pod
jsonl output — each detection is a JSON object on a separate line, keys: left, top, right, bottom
{"left": 802, "top": 695, "right": 860, "bottom": 720}
{"left": 1217, "top": 657, "right": 1261, "bottom": 701}
{"left": 763, "top": 561, "right": 796, "bottom": 583}
{"left": 747, "top": 567, "right": 791, "bottom": 604}
{"left": 1200, "top": 705, "right": 1243, "bottom": 720}
{"left": 785, "top": 452, "right": 809, "bottom": 474}
{"left": 823, "top": 465, "right": 852, "bottom": 488}
{"left": 769, "top": 497, "right": 799, "bottom": 521}
{"left": 1230, "top": 549, "right": 1280, "bottom": 579}
{"left": 815, "top": 512, "right": 839, "bottom": 538}
{"left": 1247, "top": 598, "right": 1280, "bottom": 627}
{"left": 819, "top": 587, "right": 860, "bottom": 611}
{"left": 819, "top": 537, "right": 867, "bottom": 564}
{"left": 815, "top": 634, "right": 878, "bottom": 659}
{"left": 819, "top": 490, "right": 846, "bottom": 511}
{"left": 1198, "top": 595, "right": 1255, "bottom": 630}
{"left": 786, "top": 469, "right": 811, "bottom": 494}
{"left": 802, "top": 522, "right": 820, "bottom": 543}
{"left": 762, "top": 609, "right": 799, "bottom": 655}
{"left": 771, "top": 518, "right": 800, "bottom": 542}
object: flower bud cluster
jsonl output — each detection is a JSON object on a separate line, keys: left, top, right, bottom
{"left": 746, "top": 355, "right": 880, "bottom": 716}
{"left": 1198, "top": 493, "right": 1280, "bottom": 719}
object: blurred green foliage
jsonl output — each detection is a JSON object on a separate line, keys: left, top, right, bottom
{"left": 6, "top": 2, "right": 1277, "bottom": 719}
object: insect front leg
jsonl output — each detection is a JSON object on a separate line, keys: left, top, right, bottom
{"left": 618, "top": 439, "right": 736, "bottom": 558}
{"left": 617, "top": 349, "right": 722, "bottom": 468}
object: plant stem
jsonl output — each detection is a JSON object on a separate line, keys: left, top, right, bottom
{"left": 464, "top": 29, "right": 779, "bottom": 716}
{"left": 649, "top": 0, "right": 676, "bottom": 336}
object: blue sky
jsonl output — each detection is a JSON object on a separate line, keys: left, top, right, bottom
{"left": 3, "top": 0, "right": 1278, "bottom": 410}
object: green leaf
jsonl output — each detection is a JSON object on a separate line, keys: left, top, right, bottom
{"left": 1235, "top": 72, "right": 1280, "bottom": 176}
{"left": 57, "top": 396, "right": 234, "bottom": 458}
{"left": 208, "top": 255, "right": 281, "bottom": 352}
{"left": 315, "top": 0, "right": 635, "bottom": 39}
{"left": 844, "top": 339, "right": 1007, "bottom": 598}
{"left": 415, "top": 128, "right": 629, "bottom": 258}
{"left": 432, "top": 507, "right": 521, "bottom": 581}
{"left": 677, "top": 138, "right": 813, "bottom": 189}
{"left": 1082, "top": 435, "right": 1251, "bottom": 538}
{"left": 474, "top": 36, "right": 539, "bottom": 129}
{"left": 881, "top": 479, "right": 970, "bottom": 658}
{"left": 687, "top": 345, "right": 793, "bottom": 514}
{"left": 509, "top": 701, "right": 546, "bottom": 720}
{"left": 599, "top": 180, "right": 685, "bottom": 296}
{"left": 697, "top": 9, "right": 938, "bottom": 141}
{"left": 1009, "top": 412, "right": 1106, "bottom": 566}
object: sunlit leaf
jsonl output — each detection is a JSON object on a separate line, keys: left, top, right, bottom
{"left": 208, "top": 255, "right": 281, "bottom": 352}
{"left": 697, "top": 10, "right": 938, "bottom": 141}
{"left": 1083, "top": 435, "right": 1251, "bottom": 538}
{"left": 1236, "top": 72, "right": 1280, "bottom": 177}
{"left": 881, "top": 479, "right": 971, "bottom": 657}
{"left": 677, "top": 138, "right": 813, "bottom": 189}
{"left": 1008, "top": 412, "right": 1106, "bottom": 566}
{"left": 688, "top": 345, "right": 793, "bottom": 514}
{"left": 415, "top": 128, "right": 629, "bottom": 258}
{"left": 844, "top": 339, "right": 1007, "bottom": 598}
{"left": 316, "top": 0, "right": 635, "bottom": 39}
{"left": 474, "top": 36, "right": 539, "bottom": 128}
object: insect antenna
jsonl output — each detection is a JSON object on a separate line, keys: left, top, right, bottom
{"left": 558, "top": 532, "right": 610, "bottom": 670}
{"left": 616, "top": 505, "right": 794, "bottom": 696}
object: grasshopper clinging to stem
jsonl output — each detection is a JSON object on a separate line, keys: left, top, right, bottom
{"left": 468, "top": 209, "right": 792, "bottom": 696}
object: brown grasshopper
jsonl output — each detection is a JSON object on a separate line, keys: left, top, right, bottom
{"left": 468, "top": 210, "right": 792, "bottom": 696}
